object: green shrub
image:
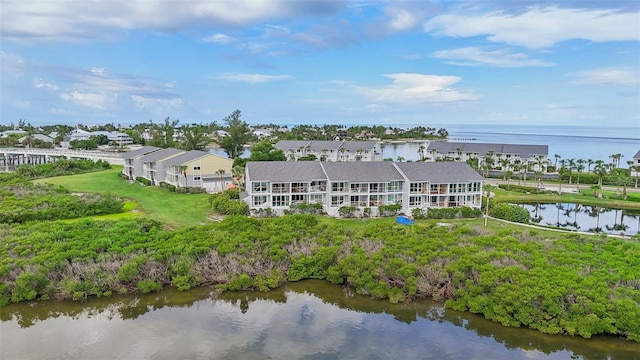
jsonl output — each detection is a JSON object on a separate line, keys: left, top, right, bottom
{"left": 11, "top": 271, "right": 49, "bottom": 302}
{"left": 137, "top": 280, "right": 162, "bottom": 293}
{"left": 338, "top": 206, "right": 357, "bottom": 218}
{"left": 489, "top": 203, "right": 531, "bottom": 223}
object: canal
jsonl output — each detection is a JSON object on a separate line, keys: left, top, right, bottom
{"left": 2, "top": 280, "right": 638, "bottom": 359}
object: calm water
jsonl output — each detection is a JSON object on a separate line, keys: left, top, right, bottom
{"left": 2, "top": 280, "right": 639, "bottom": 359}
{"left": 521, "top": 204, "right": 640, "bottom": 235}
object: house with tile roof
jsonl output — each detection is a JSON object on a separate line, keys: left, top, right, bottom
{"left": 163, "top": 150, "right": 234, "bottom": 192}
{"left": 274, "top": 140, "right": 382, "bottom": 162}
{"left": 425, "top": 142, "right": 550, "bottom": 172}
{"left": 243, "top": 161, "right": 483, "bottom": 217}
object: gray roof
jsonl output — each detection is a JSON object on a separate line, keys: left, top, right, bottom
{"left": 321, "top": 162, "right": 403, "bottom": 182}
{"left": 395, "top": 162, "right": 484, "bottom": 183}
{"left": 338, "top": 141, "right": 378, "bottom": 151}
{"left": 426, "top": 142, "right": 548, "bottom": 157}
{"left": 139, "top": 148, "right": 184, "bottom": 163}
{"left": 274, "top": 140, "right": 377, "bottom": 153}
{"left": 122, "top": 146, "right": 160, "bottom": 159}
{"left": 163, "top": 150, "right": 225, "bottom": 166}
{"left": 634, "top": 149, "right": 640, "bottom": 159}
{"left": 246, "top": 161, "right": 328, "bottom": 182}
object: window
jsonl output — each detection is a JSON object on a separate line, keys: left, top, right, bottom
{"left": 369, "top": 195, "right": 380, "bottom": 206}
{"left": 350, "top": 183, "right": 367, "bottom": 193}
{"left": 331, "top": 195, "right": 344, "bottom": 206}
{"left": 272, "top": 195, "right": 289, "bottom": 207}
{"left": 193, "top": 166, "right": 201, "bottom": 170}
{"left": 310, "top": 194, "right": 324, "bottom": 204}
{"left": 350, "top": 195, "right": 367, "bottom": 207}
{"left": 252, "top": 196, "right": 268, "bottom": 206}
{"left": 252, "top": 182, "right": 268, "bottom": 193}
{"left": 332, "top": 182, "right": 346, "bottom": 192}
{"left": 410, "top": 183, "right": 425, "bottom": 193}
{"left": 291, "top": 194, "right": 307, "bottom": 204}
{"left": 409, "top": 196, "right": 422, "bottom": 206}
{"left": 194, "top": 176, "right": 201, "bottom": 181}
{"left": 388, "top": 181, "right": 403, "bottom": 192}
{"left": 272, "top": 183, "right": 289, "bottom": 193}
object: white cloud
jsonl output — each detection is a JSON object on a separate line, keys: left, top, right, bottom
{"left": 218, "top": 73, "right": 294, "bottom": 83}
{"left": 1, "top": 0, "right": 344, "bottom": 43}
{"left": 355, "top": 73, "right": 479, "bottom": 104}
{"left": 60, "top": 91, "right": 110, "bottom": 110}
{"left": 385, "top": 7, "right": 423, "bottom": 31}
{"left": 573, "top": 68, "right": 640, "bottom": 86}
{"left": 131, "top": 95, "right": 183, "bottom": 111}
{"left": 202, "top": 33, "right": 236, "bottom": 44}
{"left": 33, "top": 79, "right": 60, "bottom": 90}
{"left": 432, "top": 47, "right": 555, "bottom": 67}
{"left": 424, "top": 6, "right": 640, "bottom": 49}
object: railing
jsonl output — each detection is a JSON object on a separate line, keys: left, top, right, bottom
{"left": 0, "top": 147, "right": 124, "bottom": 165}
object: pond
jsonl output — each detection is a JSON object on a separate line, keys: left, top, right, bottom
{"left": 520, "top": 203, "right": 640, "bottom": 235}
{"left": 2, "top": 280, "right": 639, "bottom": 359}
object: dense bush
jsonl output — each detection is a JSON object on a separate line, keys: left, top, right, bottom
{"left": 136, "top": 177, "right": 152, "bottom": 186}
{"left": 209, "top": 190, "right": 249, "bottom": 215}
{"left": 489, "top": 203, "right": 531, "bottom": 223}
{"left": 498, "top": 184, "right": 545, "bottom": 194}
{"left": 412, "top": 207, "right": 482, "bottom": 219}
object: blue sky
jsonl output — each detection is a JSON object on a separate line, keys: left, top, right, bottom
{"left": 1, "top": 0, "right": 639, "bottom": 128}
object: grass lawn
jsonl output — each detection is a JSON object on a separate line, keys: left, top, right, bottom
{"left": 34, "top": 167, "right": 212, "bottom": 228}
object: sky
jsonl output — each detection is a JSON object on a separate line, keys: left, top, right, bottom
{"left": 1, "top": 0, "right": 639, "bottom": 128}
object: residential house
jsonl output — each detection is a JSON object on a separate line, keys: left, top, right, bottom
{"left": 122, "top": 146, "right": 161, "bottom": 180}
{"left": 163, "top": 150, "right": 234, "bottom": 192}
{"left": 139, "top": 148, "right": 185, "bottom": 185}
{"left": 243, "top": 161, "right": 483, "bottom": 217}
{"left": 61, "top": 129, "right": 134, "bottom": 147}
{"left": 275, "top": 140, "right": 382, "bottom": 161}
{"left": 425, "top": 142, "right": 549, "bottom": 172}
{"left": 631, "top": 149, "right": 640, "bottom": 177}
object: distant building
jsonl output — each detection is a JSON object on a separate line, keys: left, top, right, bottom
{"left": 425, "top": 142, "right": 550, "bottom": 172}
{"left": 243, "top": 161, "right": 483, "bottom": 217}
{"left": 631, "top": 149, "right": 640, "bottom": 177}
{"left": 275, "top": 140, "right": 382, "bottom": 161}
{"left": 61, "top": 129, "right": 134, "bottom": 147}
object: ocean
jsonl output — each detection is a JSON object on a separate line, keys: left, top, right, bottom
{"left": 383, "top": 124, "right": 640, "bottom": 164}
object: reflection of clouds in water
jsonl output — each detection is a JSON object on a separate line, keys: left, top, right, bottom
{"left": 0, "top": 290, "right": 600, "bottom": 359}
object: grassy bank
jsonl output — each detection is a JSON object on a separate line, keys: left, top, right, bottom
{"left": 34, "top": 167, "right": 211, "bottom": 228}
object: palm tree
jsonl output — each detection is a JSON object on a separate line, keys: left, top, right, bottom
{"left": 418, "top": 145, "right": 425, "bottom": 161}
{"left": 567, "top": 158, "right": 576, "bottom": 184}
{"left": 216, "top": 169, "right": 226, "bottom": 191}
{"left": 554, "top": 154, "right": 561, "bottom": 170}
{"left": 180, "top": 165, "right": 188, "bottom": 186}
{"left": 610, "top": 153, "right": 623, "bottom": 168}
{"left": 575, "top": 163, "right": 585, "bottom": 191}
{"left": 593, "top": 161, "right": 607, "bottom": 198}
{"left": 587, "top": 159, "right": 594, "bottom": 172}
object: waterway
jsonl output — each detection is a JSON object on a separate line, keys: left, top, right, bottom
{"left": 2, "top": 280, "right": 639, "bottom": 359}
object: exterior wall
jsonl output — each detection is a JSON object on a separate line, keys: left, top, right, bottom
{"left": 165, "top": 155, "right": 233, "bottom": 192}
{"left": 245, "top": 177, "right": 483, "bottom": 217}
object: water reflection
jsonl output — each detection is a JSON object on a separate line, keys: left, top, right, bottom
{"left": 2, "top": 280, "right": 639, "bottom": 359}
{"left": 521, "top": 203, "right": 640, "bottom": 235}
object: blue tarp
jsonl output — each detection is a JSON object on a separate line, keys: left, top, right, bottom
{"left": 396, "top": 216, "right": 415, "bottom": 225}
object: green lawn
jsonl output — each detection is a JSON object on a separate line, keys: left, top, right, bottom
{"left": 34, "top": 167, "right": 212, "bottom": 228}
